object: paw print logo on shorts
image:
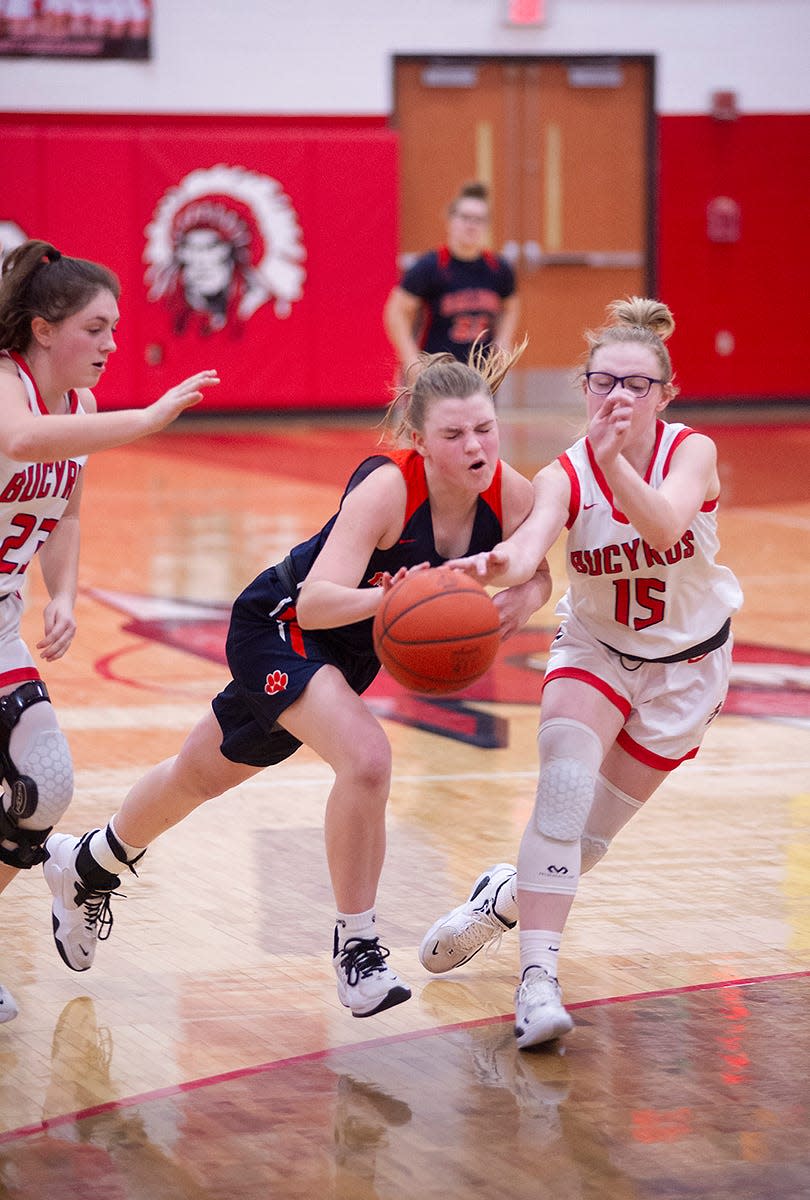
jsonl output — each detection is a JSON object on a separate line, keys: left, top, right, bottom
{"left": 264, "top": 670, "right": 289, "bottom": 695}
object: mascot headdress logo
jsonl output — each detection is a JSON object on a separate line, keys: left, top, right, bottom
{"left": 144, "top": 165, "right": 306, "bottom": 335}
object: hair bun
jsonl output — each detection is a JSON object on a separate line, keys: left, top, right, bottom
{"left": 607, "top": 296, "right": 675, "bottom": 341}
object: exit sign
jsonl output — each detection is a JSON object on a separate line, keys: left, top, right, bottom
{"left": 504, "top": 0, "right": 546, "bottom": 25}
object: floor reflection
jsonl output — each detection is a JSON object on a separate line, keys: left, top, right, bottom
{"left": 2, "top": 975, "right": 807, "bottom": 1199}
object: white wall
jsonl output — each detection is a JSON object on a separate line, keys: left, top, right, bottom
{"left": 1, "top": 0, "right": 807, "bottom": 116}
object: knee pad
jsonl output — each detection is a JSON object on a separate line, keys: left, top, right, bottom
{"left": 580, "top": 834, "right": 609, "bottom": 874}
{"left": 518, "top": 719, "right": 603, "bottom": 897}
{"left": 534, "top": 718, "right": 603, "bottom": 842}
{"left": 517, "top": 822, "right": 580, "bottom": 896}
{"left": 0, "top": 682, "right": 73, "bottom": 869}
{"left": 579, "top": 775, "right": 644, "bottom": 875}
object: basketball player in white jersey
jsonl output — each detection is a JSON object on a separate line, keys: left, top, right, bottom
{"left": 419, "top": 297, "right": 743, "bottom": 1049}
{"left": 0, "top": 238, "right": 218, "bottom": 1022}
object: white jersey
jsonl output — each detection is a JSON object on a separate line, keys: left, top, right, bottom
{"left": 555, "top": 420, "right": 743, "bottom": 660}
{"left": 0, "top": 351, "right": 87, "bottom": 598}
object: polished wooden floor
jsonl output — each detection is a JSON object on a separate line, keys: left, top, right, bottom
{"left": 1, "top": 399, "right": 809, "bottom": 1199}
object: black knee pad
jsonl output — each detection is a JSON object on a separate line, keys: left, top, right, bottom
{"left": 0, "top": 680, "right": 60, "bottom": 868}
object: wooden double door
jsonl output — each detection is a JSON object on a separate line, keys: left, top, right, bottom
{"left": 393, "top": 56, "right": 654, "bottom": 379}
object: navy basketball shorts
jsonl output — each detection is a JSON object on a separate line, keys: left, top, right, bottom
{"left": 211, "top": 566, "right": 380, "bottom": 768}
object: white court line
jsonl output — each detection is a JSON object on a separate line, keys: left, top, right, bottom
{"left": 74, "top": 762, "right": 810, "bottom": 792}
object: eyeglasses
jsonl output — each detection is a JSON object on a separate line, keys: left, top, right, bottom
{"left": 451, "top": 210, "right": 489, "bottom": 225}
{"left": 585, "top": 372, "right": 664, "bottom": 399}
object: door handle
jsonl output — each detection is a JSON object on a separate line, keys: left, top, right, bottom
{"left": 527, "top": 249, "right": 644, "bottom": 268}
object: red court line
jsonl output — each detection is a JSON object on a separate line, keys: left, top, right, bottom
{"left": 2, "top": 967, "right": 807, "bottom": 1146}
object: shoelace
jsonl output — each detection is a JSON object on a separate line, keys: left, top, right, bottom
{"left": 74, "top": 883, "right": 121, "bottom": 942}
{"left": 519, "top": 970, "right": 560, "bottom": 1009}
{"left": 338, "top": 937, "right": 390, "bottom": 984}
{"left": 454, "top": 906, "right": 509, "bottom": 957}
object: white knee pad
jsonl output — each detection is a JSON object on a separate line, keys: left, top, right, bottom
{"left": 11, "top": 728, "right": 74, "bottom": 829}
{"left": 534, "top": 718, "right": 603, "bottom": 841}
{"left": 580, "top": 834, "right": 609, "bottom": 874}
{"left": 517, "top": 718, "right": 603, "bottom": 897}
{"left": 580, "top": 775, "right": 644, "bottom": 874}
{"left": 517, "top": 823, "right": 580, "bottom": 895}
{"left": 0, "top": 698, "right": 74, "bottom": 868}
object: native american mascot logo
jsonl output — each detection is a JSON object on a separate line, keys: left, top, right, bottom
{"left": 143, "top": 165, "right": 306, "bottom": 335}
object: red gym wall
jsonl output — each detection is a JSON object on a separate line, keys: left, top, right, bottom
{"left": 658, "top": 113, "right": 810, "bottom": 404}
{"left": 0, "top": 115, "right": 397, "bottom": 413}
{"left": 2, "top": 111, "right": 808, "bottom": 409}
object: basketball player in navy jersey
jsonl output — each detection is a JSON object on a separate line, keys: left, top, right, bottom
{"left": 0, "top": 238, "right": 219, "bottom": 1023}
{"left": 42, "top": 342, "right": 552, "bottom": 1023}
{"left": 384, "top": 182, "right": 520, "bottom": 377}
{"left": 420, "top": 298, "right": 743, "bottom": 1049}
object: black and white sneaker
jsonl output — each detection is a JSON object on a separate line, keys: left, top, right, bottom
{"left": 44, "top": 831, "right": 121, "bottom": 971}
{"left": 419, "top": 863, "right": 517, "bottom": 974}
{"left": 333, "top": 936, "right": 411, "bottom": 1018}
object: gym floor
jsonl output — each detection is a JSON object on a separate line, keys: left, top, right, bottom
{"left": 0, "top": 402, "right": 808, "bottom": 1199}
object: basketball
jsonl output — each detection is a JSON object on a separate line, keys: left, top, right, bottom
{"left": 372, "top": 566, "right": 501, "bottom": 695}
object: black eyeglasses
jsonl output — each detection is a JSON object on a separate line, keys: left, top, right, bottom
{"left": 585, "top": 372, "right": 664, "bottom": 399}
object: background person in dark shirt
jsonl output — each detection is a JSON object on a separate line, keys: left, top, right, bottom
{"left": 384, "top": 182, "right": 520, "bottom": 379}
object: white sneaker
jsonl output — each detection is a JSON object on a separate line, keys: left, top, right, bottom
{"left": 419, "top": 863, "right": 517, "bottom": 974}
{"left": 334, "top": 936, "right": 412, "bottom": 1018}
{"left": 44, "top": 831, "right": 121, "bottom": 971}
{"left": 0, "top": 984, "right": 18, "bottom": 1023}
{"left": 514, "top": 967, "right": 574, "bottom": 1050}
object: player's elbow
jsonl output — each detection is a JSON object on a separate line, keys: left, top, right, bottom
{"left": 1, "top": 429, "right": 45, "bottom": 462}
{"left": 645, "top": 522, "right": 689, "bottom": 553}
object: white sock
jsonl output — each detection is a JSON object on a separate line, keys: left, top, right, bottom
{"left": 88, "top": 817, "right": 146, "bottom": 874}
{"left": 335, "top": 908, "right": 377, "bottom": 952}
{"left": 519, "top": 929, "right": 562, "bottom": 981}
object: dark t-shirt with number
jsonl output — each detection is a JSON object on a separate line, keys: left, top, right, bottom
{"left": 399, "top": 246, "right": 516, "bottom": 360}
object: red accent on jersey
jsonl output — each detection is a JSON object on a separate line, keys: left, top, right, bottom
{"left": 9, "top": 351, "right": 78, "bottom": 414}
{"left": 558, "top": 452, "right": 581, "bottom": 528}
{"left": 661, "top": 426, "right": 695, "bottom": 476}
{"left": 617, "top": 726, "right": 699, "bottom": 769}
{"left": 542, "top": 666, "right": 632, "bottom": 719}
{"left": 583, "top": 421, "right": 670, "bottom": 524}
{"left": 276, "top": 604, "right": 305, "bottom": 656}
{"left": 0, "top": 665, "right": 41, "bottom": 688}
{"left": 383, "top": 448, "right": 503, "bottom": 530}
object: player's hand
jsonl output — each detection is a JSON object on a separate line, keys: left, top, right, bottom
{"left": 445, "top": 548, "right": 510, "bottom": 584}
{"left": 587, "top": 394, "right": 633, "bottom": 463}
{"left": 148, "top": 370, "right": 220, "bottom": 430}
{"left": 37, "top": 598, "right": 77, "bottom": 661}
{"left": 380, "top": 561, "right": 430, "bottom": 590}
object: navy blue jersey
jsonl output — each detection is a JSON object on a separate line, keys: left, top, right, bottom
{"left": 399, "top": 246, "right": 516, "bottom": 359}
{"left": 212, "top": 449, "right": 505, "bottom": 767}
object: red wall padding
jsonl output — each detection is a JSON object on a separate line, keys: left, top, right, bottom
{"left": 0, "top": 120, "right": 399, "bottom": 412}
{"left": 3, "top": 112, "right": 809, "bottom": 408}
{"left": 659, "top": 114, "right": 810, "bottom": 402}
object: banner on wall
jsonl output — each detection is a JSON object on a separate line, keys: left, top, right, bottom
{"left": 143, "top": 165, "right": 307, "bottom": 338}
{"left": 0, "top": 2, "right": 151, "bottom": 59}
{"left": 0, "top": 119, "right": 399, "bottom": 409}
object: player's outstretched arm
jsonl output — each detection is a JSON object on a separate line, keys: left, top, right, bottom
{"left": 448, "top": 461, "right": 570, "bottom": 587}
{"left": 0, "top": 369, "right": 220, "bottom": 464}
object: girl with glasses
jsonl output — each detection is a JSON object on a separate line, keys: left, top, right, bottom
{"left": 419, "top": 296, "right": 743, "bottom": 1049}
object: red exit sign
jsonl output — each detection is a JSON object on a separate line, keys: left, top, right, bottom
{"left": 504, "top": 0, "right": 546, "bottom": 25}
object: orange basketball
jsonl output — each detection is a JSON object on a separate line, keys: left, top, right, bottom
{"left": 372, "top": 566, "right": 501, "bottom": 695}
